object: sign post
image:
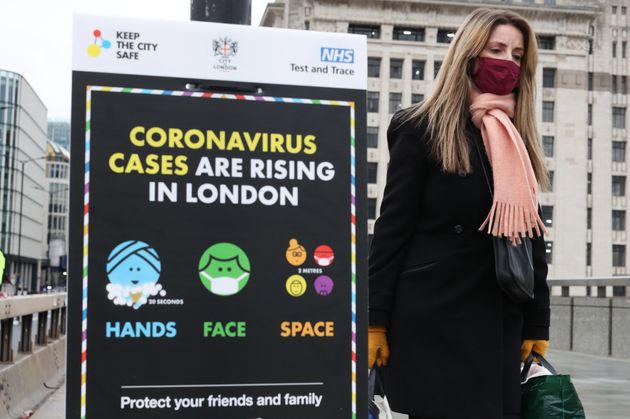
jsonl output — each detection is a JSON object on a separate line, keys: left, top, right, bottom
{"left": 69, "top": 16, "right": 367, "bottom": 418}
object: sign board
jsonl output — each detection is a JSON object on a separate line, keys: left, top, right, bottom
{"left": 69, "top": 15, "right": 368, "bottom": 418}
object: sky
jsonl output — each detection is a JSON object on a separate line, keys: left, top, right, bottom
{"left": 0, "top": 0, "right": 271, "bottom": 120}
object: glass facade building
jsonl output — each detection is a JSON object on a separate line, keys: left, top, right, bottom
{"left": 47, "top": 120, "right": 70, "bottom": 150}
{"left": 0, "top": 69, "right": 48, "bottom": 293}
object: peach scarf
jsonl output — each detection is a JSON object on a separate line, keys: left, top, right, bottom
{"left": 469, "top": 89, "right": 546, "bottom": 243}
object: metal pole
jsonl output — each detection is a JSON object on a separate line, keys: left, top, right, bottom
{"left": 191, "top": 0, "right": 252, "bottom": 25}
{"left": 16, "top": 160, "right": 24, "bottom": 295}
{"left": 15, "top": 156, "right": 44, "bottom": 295}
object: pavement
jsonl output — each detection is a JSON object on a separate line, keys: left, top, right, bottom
{"left": 548, "top": 349, "right": 630, "bottom": 419}
{"left": 31, "top": 349, "right": 630, "bottom": 419}
{"left": 392, "top": 349, "right": 630, "bottom": 419}
{"left": 30, "top": 382, "right": 65, "bottom": 419}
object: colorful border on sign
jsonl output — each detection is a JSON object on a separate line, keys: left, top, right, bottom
{"left": 81, "top": 85, "right": 358, "bottom": 418}
{"left": 81, "top": 86, "right": 92, "bottom": 419}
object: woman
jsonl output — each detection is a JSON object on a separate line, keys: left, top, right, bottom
{"left": 368, "top": 8, "right": 550, "bottom": 419}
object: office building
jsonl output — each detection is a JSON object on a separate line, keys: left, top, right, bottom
{"left": 262, "top": 1, "right": 630, "bottom": 290}
{"left": 0, "top": 69, "right": 48, "bottom": 293}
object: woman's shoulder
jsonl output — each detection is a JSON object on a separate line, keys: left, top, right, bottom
{"left": 387, "top": 106, "right": 431, "bottom": 154}
{"left": 388, "top": 106, "right": 427, "bottom": 134}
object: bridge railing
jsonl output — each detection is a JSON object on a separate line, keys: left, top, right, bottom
{"left": 0, "top": 293, "right": 67, "bottom": 363}
{"left": 547, "top": 279, "right": 630, "bottom": 360}
{"left": 548, "top": 277, "right": 630, "bottom": 297}
{"left": 0, "top": 293, "right": 67, "bottom": 419}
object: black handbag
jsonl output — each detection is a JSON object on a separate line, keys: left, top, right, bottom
{"left": 474, "top": 141, "right": 535, "bottom": 303}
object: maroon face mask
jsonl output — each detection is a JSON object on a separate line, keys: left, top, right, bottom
{"left": 472, "top": 57, "right": 521, "bottom": 95}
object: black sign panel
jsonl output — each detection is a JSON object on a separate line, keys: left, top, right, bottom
{"left": 68, "top": 72, "right": 367, "bottom": 419}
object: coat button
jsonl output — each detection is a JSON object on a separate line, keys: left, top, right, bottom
{"left": 458, "top": 171, "right": 467, "bottom": 178}
{"left": 453, "top": 225, "right": 464, "bottom": 234}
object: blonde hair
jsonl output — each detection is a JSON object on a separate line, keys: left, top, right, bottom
{"left": 405, "top": 8, "right": 549, "bottom": 189}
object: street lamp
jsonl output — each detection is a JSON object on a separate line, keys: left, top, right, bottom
{"left": 191, "top": 0, "right": 252, "bottom": 24}
{"left": 16, "top": 156, "right": 45, "bottom": 294}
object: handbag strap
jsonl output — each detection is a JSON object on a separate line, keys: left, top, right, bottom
{"left": 368, "top": 366, "right": 386, "bottom": 399}
{"left": 531, "top": 350, "right": 557, "bottom": 374}
{"left": 368, "top": 367, "right": 376, "bottom": 399}
{"left": 473, "top": 139, "right": 493, "bottom": 198}
{"left": 521, "top": 350, "right": 558, "bottom": 382}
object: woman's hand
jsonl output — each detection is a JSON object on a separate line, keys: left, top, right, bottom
{"left": 521, "top": 339, "right": 549, "bottom": 362}
{"left": 368, "top": 326, "right": 390, "bottom": 368}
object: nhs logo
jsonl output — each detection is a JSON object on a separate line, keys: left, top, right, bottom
{"left": 320, "top": 47, "right": 355, "bottom": 64}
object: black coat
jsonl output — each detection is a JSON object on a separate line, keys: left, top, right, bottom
{"left": 369, "top": 110, "right": 550, "bottom": 419}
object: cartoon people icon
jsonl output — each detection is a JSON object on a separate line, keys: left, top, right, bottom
{"left": 106, "top": 240, "right": 164, "bottom": 309}
{"left": 285, "top": 238, "right": 307, "bottom": 266}
{"left": 314, "top": 245, "right": 335, "bottom": 267}
{"left": 286, "top": 274, "right": 307, "bottom": 297}
{"left": 314, "top": 275, "right": 334, "bottom": 296}
{"left": 198, "top": 243, "right": 251, "bottom": 296}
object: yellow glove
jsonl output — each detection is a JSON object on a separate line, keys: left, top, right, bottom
{"left": 368, "top": 326, "right": 390, "bottom": 368}
{"left": 521, "top": 339, "right": 549, "bottom": 362}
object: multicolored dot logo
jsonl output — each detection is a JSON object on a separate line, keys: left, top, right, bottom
{"left": 87, "top": 29, "right": 111, "bottom": 58}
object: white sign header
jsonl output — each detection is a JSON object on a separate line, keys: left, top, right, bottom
{"left": 73, "top": 15, "right": 367, "bottom": 90}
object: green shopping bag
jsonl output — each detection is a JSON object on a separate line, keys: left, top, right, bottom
{"left": 521, "top": 351, "right": 586, "bottom": 419}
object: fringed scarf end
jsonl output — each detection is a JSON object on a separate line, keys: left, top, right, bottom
{"left": 480, "top": 200, "right": 547, "bottom": 244}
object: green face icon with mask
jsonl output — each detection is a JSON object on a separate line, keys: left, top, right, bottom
{"left": 198, "top": 243, "right": 251, "bottom": 296}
